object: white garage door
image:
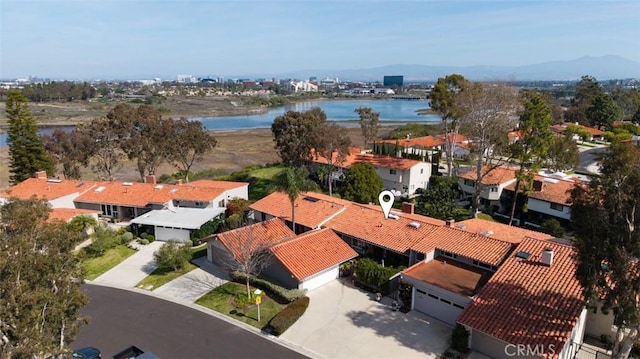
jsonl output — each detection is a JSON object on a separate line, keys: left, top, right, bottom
{"left": 414, "top": 287, "right": 465, "bottom": 326}
{"left": 301, "top": 266, "right": 339, "bottom": 292}
{"left": 155, "top": 227, "right": 190, "bottom": 242}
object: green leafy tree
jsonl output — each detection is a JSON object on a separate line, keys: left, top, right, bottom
{"left": 271, "top": 107, "right": 326, "bottom": 167}
{"left": 84, "top": 225, "right": 119, "bottom": 257}
{"left": 430, "top": 74, "right": 471, "bottom": 176}
{"left": 153, "top": 240, "right": 192, "bottom": 271}
{"left": 5, "top": 90, "right": 53, "bottom": 184}
{"left": 313, "top": 123, "right": 351, "bottom": 196}
{"left": 571, "top": 140, "right": 640, "bottom": 358}
{"left": 545, "top": 135, "right": 579, "bottom": 172}
{"left": 565, "top": 75, "right": 605, "bottom": 125}
{"left": 67, "top": 214, "right": 97, "bottom": 239}
{"left": 415, "top": 176, "right": 458, "bottom": 220}
{"left": 167, "top": 118, "right": 217, "bottom": 183}
{"left": 339, "top": 163, "right": 383, "bottom": 204}
{"left": 540, "top": 218, "right": 565, "bottom": 238}
{"left": 271, "top": 167, "right": 319, "bottom": 231}
{"left": 76, "top": 115, "right": 129, "bottom": 181}
{"left": 355, "top": 107, "right": 380, "bottom": 149}
{"left": 508, "top": 94, "right": 554, "bottom": 225}
{"left": 0, "top": 198, "right": 88, "bottom": 358}
{"left": 587, "top": 93, "right": 621, "bottom": 131}
{"left": 42, "top": 129, "right": 94, "bottom": 180}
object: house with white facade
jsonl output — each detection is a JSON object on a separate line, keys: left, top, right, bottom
{"left": 312, "top": 147, "right": 432, "bottom": 196}
{"left": 458, "top": 166, "right": 517, "bottom": 211}
{"left": 285, "top": 80, "right": 318, "bottom": 93}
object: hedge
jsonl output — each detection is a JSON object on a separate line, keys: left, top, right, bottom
{"left": 265, "top": 296, "right": 310, "bottom": 336}
{"left": 230, "top": 271, "right": 305, "bottom": 303}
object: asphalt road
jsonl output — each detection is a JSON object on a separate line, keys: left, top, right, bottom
{"left": 73, "top": 284, "right": 308, "bottom": 359}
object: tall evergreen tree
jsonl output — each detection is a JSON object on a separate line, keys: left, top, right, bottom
{"left": 5, "top": 90, "right": 53, "bottom": 184}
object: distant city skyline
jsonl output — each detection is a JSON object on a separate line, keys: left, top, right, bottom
{"left": 1, "top": 0, "right": 639, "bottom": 80}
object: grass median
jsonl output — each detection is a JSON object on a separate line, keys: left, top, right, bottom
{"left": 135, "top": 244, "right": 207, "bottom": 290}
{"left": 196, "top": 282, "right": 285, "bottom": 329}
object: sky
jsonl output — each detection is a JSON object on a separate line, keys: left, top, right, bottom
{"left": 1, "top": 0, "right": 639, "bottom": 80}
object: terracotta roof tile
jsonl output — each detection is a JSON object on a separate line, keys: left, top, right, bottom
{"left": 412, "top": 226, "right": 514, "bottom": 266}
{"left": 326, "top": 204, "right": 442, "bottom": 254}
{"left": 454, "top": 218, "right": 555, "bottom": 244}
{"left": 434, "top": 133, "right": 471, "bottom": 144}
{"left": 47, "top": 208, "right": 100, "bottom": 223}
{"left": 311, "top": 147, "right": 423, "bottom": 171}
{"left": 249, "top": 191, "right": 349, "bottom": 229}
{"left": 377, "top": 135, "right": 445, "bottom": 148}
{"left": 0, "top": 178, "right": 98, "bottom": 201}
{"left": 457, "top": 238, "right": 584, "bottom": 358}
{"left": 458, "top": 166, "right": 517, "bottom": 186}
{"left": 213, "top": 218, "right": 295, "bottom": 261}
{"left": 505, "top": 175, "right": 578, "bottom": 205}
{"left": 270, "top": 228, "right": 358, "bottom": 281}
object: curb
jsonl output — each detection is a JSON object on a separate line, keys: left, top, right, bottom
{"left": 84, "top": 280, "right": 321, "bottom": 359}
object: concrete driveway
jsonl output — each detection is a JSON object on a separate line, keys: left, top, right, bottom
{"left": 280, "top": 280, "right": 452, "bottom": 359}
{"left": 93, "top": 241, "right": 163, "bottom": 287}
{"left": 154, "top": 257, "right": 230, "bottom": 302}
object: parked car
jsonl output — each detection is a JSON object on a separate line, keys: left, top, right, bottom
{"left": 72, "top": 347, "right": 102, "bottom": 359}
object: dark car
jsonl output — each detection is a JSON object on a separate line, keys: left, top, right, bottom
{"left": 72, "top": 347, "right": 102, "bottom": 359}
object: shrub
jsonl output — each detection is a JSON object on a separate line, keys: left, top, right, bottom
{"left": 192, "top": 217, "right": 222, "bottom": 241}
{"left": 85, "top": 225, "right": 119, "bottom": 257}
{"left": 183, "top": 239, "right": 193, "bottom": 248}
{"left": 230, "top": 271, "right": 305, "bottom": 303}
{"left": 153, "top": 240, "right": 192, "bottom": 271}
{"left": 265, "top": 296, "right": 310, "bottom": 336}
{"left": 141, "top": 233, "right": 156, "bottom": 243}
{"left": 116, "top": 227, "right": 127, "bottom": 236}
{"left": 120, "top": 231, "right": 134, "bottom": 244}
{"left": 541, "top": 218, "right": 566, "bottom": 238}
{"left": 450, "top": 324, "right": 470, "bottom": 353}
{"left": 354, "top": 258, "right": 404, "bottom": 293}
{"left": 138, "top": 238, "right": 149, "bottom": 245}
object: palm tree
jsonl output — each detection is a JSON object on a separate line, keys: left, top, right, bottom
{"left": 271, "top": 167, "right": 318, "bottom": 232}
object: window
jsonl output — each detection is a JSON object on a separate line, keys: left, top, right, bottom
{"left": 218, "top": 199, "right": 225, "bottom": 207}
{"left": 428, "top": 294, "right": 438, "bottom": 299}
{"left": 441, "top": 250, "right": 458, "bottom": 259}
{"left": 440, "top": 298, "right": 451, "bottom": 304}
{"left": 464, "top": 179, "right": 475, "bottom": 187}
{"left": 417, "top": 289, "right": 427, "bottom": 295}
{"left": 420, "top": 168, "right": 424, "bottom": 174}
{"left": 195, "top": 201, "right": 204, "bottom": 207}
{"left": 550, "top": 203, "right": 564, "bottom": 211}
{"left": 100, "top": 204, "right": 116, "bottom": 217}
{"left": 389, "top": 169, "right": 397, "bottom": 175}
{"left": 353, "top": 238, "right": 366, "bottom": 251}
{"left": 453, "top": 303, "right": 465, "bottom": 309}
{"left": 490, "top": 186, "right": 498, "bottom": 192}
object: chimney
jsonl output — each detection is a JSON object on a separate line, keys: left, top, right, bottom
{"left": 176, "top": 179, "right": 183, "bottom": 185}
{"left": 402, "top": 202, "right": 415, "bottom": 215}
{"left": 541, "top": 248, "right": 554, "bottom": 267}
{"left": 35, "top": 171, "right": 47, "bottom": 180}
{"left": 145, "top": 175, "right": 157, "bottom": 184}
{"left": 532, "top": 180, "right": 543, "bottom": 192}
{"left": 445, "top": 218, "right": 455, "bottom": 227}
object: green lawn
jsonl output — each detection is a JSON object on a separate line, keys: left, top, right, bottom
{"left": 249, "top": 165, "right": 284, "bottom": 179}
{"left": 83, "top": 245, "right": 137, "bottom": 280}
{"left": 476, "top": 212, "right": 496, "bottom": 222}
{"left": 135, "top": 244, "right": 207, "bottom": 290}
{"left": 196, "top": 282, "right": 286, "bottom": 329}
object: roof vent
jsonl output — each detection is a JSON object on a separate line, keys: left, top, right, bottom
{"left": 388, "top": 214, "right": 400, "bottom": 220}
{"left": 154, "top": 185, "right": 164, "bottom": 190}
{"left": 76, "top": 182, "right": 85, "bottom": 188}
{"left": 516, "top": 251, "right": 530, "bottom": 260}
{"left": 541, "top": 248, "right": 554, "bottom": 267}
{"left": 479, "top": 230, "right": 494, "bottom": 237}
{"left": 47, "top": 179, "right": 63, "bottom": 183}
{"left": 122, "top": 182, "right": 133, "bottom": 186}
{"left": 170, "top": 188, "right": 178, "bottom": 193}
{"left": 94, "top": 186, "right": 106, "bottom": 193}
{"left": 455, "top": 224, "right": 467, "bottom": 230}
{"left": 408, "top": 221, "right": 421, "bottom": 229}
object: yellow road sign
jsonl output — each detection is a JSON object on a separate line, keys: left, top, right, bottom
{"left": 255, "top": 296, "right": 262, "bottom": 305}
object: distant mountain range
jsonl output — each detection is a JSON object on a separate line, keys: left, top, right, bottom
{"left": 235, "top": 55, "right": 640, "bottom": 82}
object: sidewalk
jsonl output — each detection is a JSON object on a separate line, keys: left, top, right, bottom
{"left": 93, "top": 241, "right": 163, "bottom": 287}
{"left": 154, "top": 257, "right": 230, "bottom": 302}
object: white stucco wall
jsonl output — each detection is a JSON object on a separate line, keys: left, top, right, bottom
{"left": 527, "top": 198, "right": 571, "bottom": 220}
{"left": 585, "top": 303, "right": 617, "bottom": 339}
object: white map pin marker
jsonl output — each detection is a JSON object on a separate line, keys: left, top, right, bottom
{"left": 378, "top": 190, "right": 395, "bottom": 219}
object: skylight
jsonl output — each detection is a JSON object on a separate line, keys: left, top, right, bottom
{"left": 516, "top": 251, "right": 530, "bottom": 260}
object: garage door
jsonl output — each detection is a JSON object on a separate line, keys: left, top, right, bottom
{"left": 155, "top": 227, "right": 190, "bottom": 242}
{"left": 414, "top": 287, "right": 465, "bottom": 325}
{"left": 301, "top": 266, "right": 339, "bottom": 292}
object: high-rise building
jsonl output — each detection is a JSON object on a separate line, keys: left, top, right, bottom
{"left": 383, "top": 75, "right": 404, "bottom": 87}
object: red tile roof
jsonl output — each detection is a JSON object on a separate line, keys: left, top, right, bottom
{"left": 412, "top": 226, "right": 514, "bottom": 266}
{"left": 270, "top": 228, "right": 358, "bottom": 281}
{"left": 47, "top": 208, "right": 99, "bottom": 223}
{"left": 403, "top": 257, "right": 492, "bottom": 296}
{"left": 377, "top": 136, "right": 445, "bottom": 148}
{"left": 457, "top": 238, "right": 584, "bottom": 358}
{"left": 0, "top": 178, "right": 98, "bottom": 201}
{"left": 75, "top": 180, "right": 247, "bottom": 207}
{"left": 213, "top": 218, "right": 295, "bottom": 261}
{"left": 325, "top": 203, "right": 442, "bottom": 254}
{"left": 454, "top": 218, "right": 555, "bottom": 244}
{"left": 505, "top": 175, "right": 578, "bottom": 205}
{"left": 249, "top": 191, "right": 349, "bottom": 229}
{"left": 551, "top": 123, "right": 604, "bottom": 136}
{"left": 458, "top": 166, "right": 517, "bottom": 186}
{"left": 311, "top": 147, "right": 423, "bottom": 171}
{"left": 435, "top": 133, "right": 471, "bottom": 144}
